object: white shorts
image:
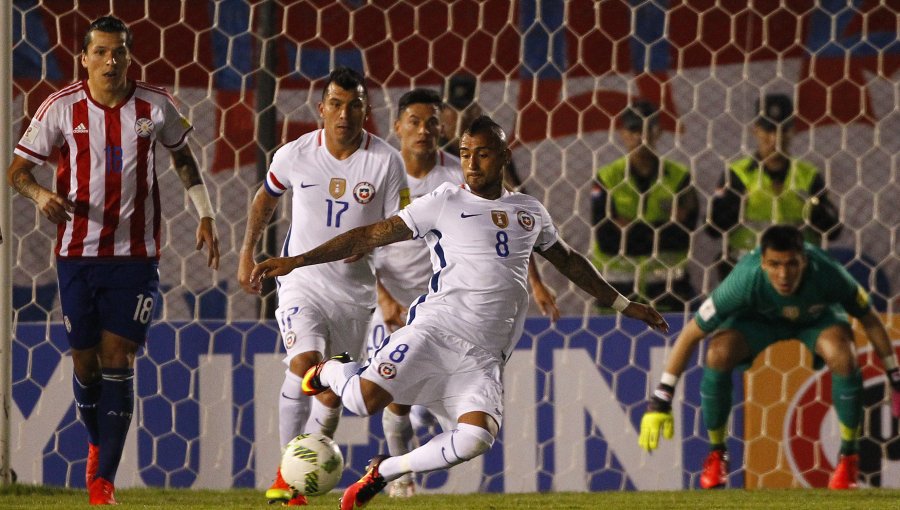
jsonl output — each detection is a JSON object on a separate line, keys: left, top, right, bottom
{"left": 275, "top": 294, "right": 373, "bottom": 365}
{"left": 363, "top": 301, "right": 398, "bottom": 363}
{"left": 361, "top": 322, "right": 504, "bottom": 428}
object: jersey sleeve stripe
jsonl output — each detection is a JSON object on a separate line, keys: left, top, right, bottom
{"left": 35, "top": 82, "right": 83, "bottom": 121}
{"left": 14, "top": 144, "right": 48, "bottom": 162}
{"left": 264, "top": 172, "right": 286, "bottom": 197}
{"left": 268, "top": 172, "right": 287, "bottom": 190}
{"left": 135, "top": 82, "right": 176, "bottom": 103}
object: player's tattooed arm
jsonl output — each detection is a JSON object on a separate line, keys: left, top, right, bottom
{"left": 538, "top": 239, "right": 669, "bottom": 332}
{"left": 252, "top": 216, "right": 413, "bottom": 280}
{"left": 170, "top": 145, "right": 204, "bottom": 188}
{"left": 238, "top": 187, "right": 280, "bottom": 293}
{"left": 538, "top": 239, "right": 621, "bottom": 305}
{"left": 7, "top": 155, "right": 75, "bottom": 224}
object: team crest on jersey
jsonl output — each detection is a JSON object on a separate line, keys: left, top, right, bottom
{"left": 329, "top": 178, "right": 347, "bottom": 199}
{"left": 283, "top": 331, "right": 297, "bottom": 349}
{"left": 491, "top": 210, "right": 509, "bottom": 228}
{"left": 378, "top": 362, "right": 397, "bottom": 380}
{"left": 353, "top": 182, "right": 376, "bottom": 204}
{"left": 134, "top": 117, "right": 155, "bottom": 138}
{"left": 782, "top": 306, "right": 800, "bottom": 320}
{"left": 516, "top": 211, "right": 535, "bottom": 231}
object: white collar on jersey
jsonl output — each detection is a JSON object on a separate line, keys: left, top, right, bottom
{"left": 462, "top": 183, "right": 512, "bottom": 199}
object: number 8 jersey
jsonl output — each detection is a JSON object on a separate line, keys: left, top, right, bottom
{"left": 264, "top": 129, "right": 409, "bottom": 307}
{"left": 396, "top": 182, "right": 559, "bottom": 361}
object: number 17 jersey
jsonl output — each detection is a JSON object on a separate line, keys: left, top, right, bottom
{"left": 265, "top": 129, "right": 409, "bottom": 307}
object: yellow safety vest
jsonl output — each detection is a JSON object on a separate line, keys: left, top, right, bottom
{"left": 591, "top": 157, "right": 691, "bottom": 291}
{"left": 726, "top": 157, "right": 821, "bottom": 260}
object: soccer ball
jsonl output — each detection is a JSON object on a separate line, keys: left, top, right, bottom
{"left": 280, "top": 433, "right": 344, "bottom": 496}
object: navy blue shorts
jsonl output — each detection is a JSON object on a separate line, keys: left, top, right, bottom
{"left": 56, "top": 259, "right": 160, "bottom": 349}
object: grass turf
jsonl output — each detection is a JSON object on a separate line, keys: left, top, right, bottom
{"left": 2, "top": 485, "right": 900, "bottom": 509}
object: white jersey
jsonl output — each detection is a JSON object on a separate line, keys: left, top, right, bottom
{"left": 265, "top": 129, "right": 409, "bottom": 307}
{"left": 373, "top": 151, "right": 463, "bottom": 306}
{"left": 396, "top": 183, "right": 559, "bottom": 361}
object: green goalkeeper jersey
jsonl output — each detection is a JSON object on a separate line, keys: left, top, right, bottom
{"left": 695, "top": 243, "right": 871, "bottom": 333}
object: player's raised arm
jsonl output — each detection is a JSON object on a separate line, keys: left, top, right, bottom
{"left": 537, "top": 238, "right": 669, "bottom": 333}
{"left": 252, "top": 215, "right": 414, "bottom": 281}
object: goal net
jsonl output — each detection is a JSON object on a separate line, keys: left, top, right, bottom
{"left": 6, "top": 0, "right": 899, "bottom": 492}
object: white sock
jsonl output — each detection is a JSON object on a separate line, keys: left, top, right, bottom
{"left": 305, "top": 398, "right": 342, "bottom": 438}
{"left": 320, "top": 360, "right": 370, "bottom": 416}
{"left": 382, "top": 407, "right": 414, "bottom": 457}
{"left": 278, "top": 370, "right": 310, "bottom": 447}
{"left": 379, "top": 423, "right": 494, "bottom": 481}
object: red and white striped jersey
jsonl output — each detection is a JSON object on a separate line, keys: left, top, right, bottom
{"left": 15, "top": 80, "right": 193, "bottom": 259}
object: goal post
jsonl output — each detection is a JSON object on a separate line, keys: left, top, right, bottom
{"left": 1, "top": 0, "right": 14, "bottom": 488}
{"left": 4, "top": 0, "right": 899, "bottom": 492}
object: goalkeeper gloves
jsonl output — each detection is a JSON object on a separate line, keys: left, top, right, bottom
{"left": 638, "top": 383, "right": 675, "bottom": 452}
{"left": 888, "top": 367, "right": 900, "bottom": 419}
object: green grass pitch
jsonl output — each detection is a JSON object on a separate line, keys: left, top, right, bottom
{"left": 3, "top": 485, "right": 900, "bottom": 509}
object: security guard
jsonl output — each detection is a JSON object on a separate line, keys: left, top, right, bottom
{"left": 591, "top": 101, "right": 699, "bottom": 311}
{"left": 709, "top": 94, "right": 840, "bottom": 280}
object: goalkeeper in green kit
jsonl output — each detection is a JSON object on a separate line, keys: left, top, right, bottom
{"left": 638, "top": 225, "right": 900, "bottom": 489}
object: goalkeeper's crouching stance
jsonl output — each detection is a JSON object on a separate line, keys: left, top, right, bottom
{"left": 638, "top": 225, "right": 900, "bottom": 490}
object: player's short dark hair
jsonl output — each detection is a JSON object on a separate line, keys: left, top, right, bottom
{"left": 82, "top": 16, "right": 132, "bottom": 52}
{"left": 397, "top": 88, "right": 442, "bottom": 116}
{"left": 760, "top": 225, "right": 804, "bottom": 253}
{"left": 322, "top": 66, "right": 368, "bottom": 101}
{"left": 463, "top": 115, "right": 507, "bottom": 148}
{"left": 620, "top": 100, "right": 658, "bottom": 132}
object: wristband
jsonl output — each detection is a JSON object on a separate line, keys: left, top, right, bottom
{"left": 611, "top": 294, "right": 629, "bottom": 312}
{"left": 883, "top": 355, "right": 898, "bottom": 371}
{"left": 188, "top": 184, "right": 215, "bottom": 219}
{"left": 660, "top": 372, "right": 679, "bottom": 387}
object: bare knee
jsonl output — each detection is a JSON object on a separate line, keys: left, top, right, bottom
{"left": 288, "top": 351, "right": 323, "bottom": 378}
{"left": 98, "top": 331, "right": 139, "bottom": 369}
{"left": 388, "top": 403, "right": 412, "bottom": 416}
{"left": 71, "top": 348, "right": 101, "bottom": 383}
{"left": 816, "top": 326, "right": 856, "bottom": 376}
{"left": 360, "top": 379, "right": 393, "bottom": 415}
{"left": 705, "top": 330, "right": 749, "bottom": 371}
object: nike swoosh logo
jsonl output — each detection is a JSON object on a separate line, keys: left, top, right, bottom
{"left": 299, "top": 182, "right": 317, "bottom": 188}
{"left": 460, "top": 212, "right": 481, "bottom": 218}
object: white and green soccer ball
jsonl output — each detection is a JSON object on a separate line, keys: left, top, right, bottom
{"left": 280, "top": 433, "right": 344, "bottom": 496}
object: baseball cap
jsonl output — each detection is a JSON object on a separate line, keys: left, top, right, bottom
{"left": 620, "top": 100, "right": 659, "bottom": 132}
{"left": 756, "top": 94, "right": 794, "bottom": 132}
{"left": 444, "top": 75, "right": 476, "bottom": 110}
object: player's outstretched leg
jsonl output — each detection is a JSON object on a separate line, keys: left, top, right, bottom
{"left": 340, "top": 455, "right": 389, "bottom": 510}
{"left": 700, "top": 449, "right": 728, "bottom": 489}
{"left": 828, "top": 454, "right": 859, "bottom": 490}
{"left": 301, "top": 352, "right": 353, "bottom": 396}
